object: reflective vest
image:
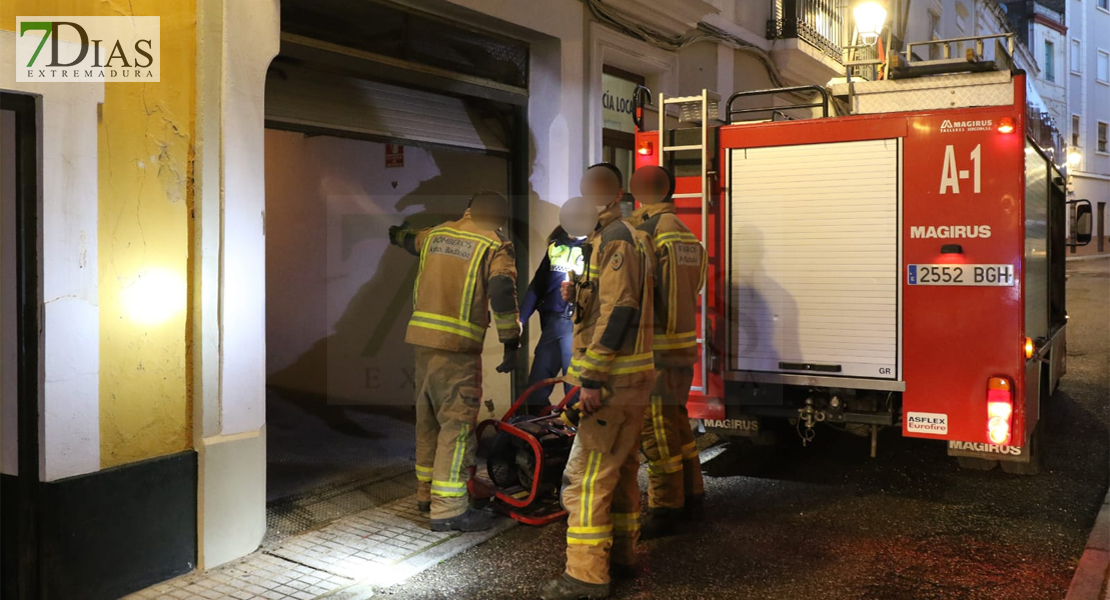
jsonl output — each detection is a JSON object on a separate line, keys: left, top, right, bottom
{"left": 548, "top": 241, "right": 585, "bottom": 276}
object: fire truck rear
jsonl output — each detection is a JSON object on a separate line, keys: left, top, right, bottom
{"left": 633, "top": 34, "right": 1094, "bottom": 474}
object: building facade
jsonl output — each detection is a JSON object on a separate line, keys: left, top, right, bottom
{"left": 1067, "top": 0, "right": 1110, "bottom": 249}
{"left": 0, "top": 1, "right": 1066, "bottom": 599}
{"left": 1006, "top": 0, "right": 1070, "bottom": 149}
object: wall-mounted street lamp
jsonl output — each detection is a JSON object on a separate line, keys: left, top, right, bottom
{"left": 1067, "top": 147, "right": 1083, "bottom": 169}
{"left": 854, "top": 1, "right": 888, "bottom": 46}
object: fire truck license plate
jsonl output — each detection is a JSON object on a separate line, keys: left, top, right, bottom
{"left": 907, "top": 264, "right": 1015, "bottom": 286}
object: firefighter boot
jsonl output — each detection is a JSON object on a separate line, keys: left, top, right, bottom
{"left": 417, "top": 501, "right": 431, "bottom": 513}
{"left": 429, "top": 508, "right": 492, "bottom": 532}
{"left": 639, "top": 507, "right": 683, "bottom": 540}
{"left": 538, "top": 574, "right": 610, "bottom": 600}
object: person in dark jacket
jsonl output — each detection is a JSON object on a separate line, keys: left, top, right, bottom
{"left": 519, "top": 225, "right": 586, "bottom": 414}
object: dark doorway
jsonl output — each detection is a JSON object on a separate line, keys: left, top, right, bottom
{"left": 262, "top": 129, "right": 514, "bottom": 541}
{"left": 259, "top": 2, "right": 530, "bottom": 541}
{"left": 1, "top": 91, "right": 43, "bottom": 600}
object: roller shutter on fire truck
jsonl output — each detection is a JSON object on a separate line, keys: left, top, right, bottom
{"left": 730, "top": 138, "right": 900, "bottom": 381}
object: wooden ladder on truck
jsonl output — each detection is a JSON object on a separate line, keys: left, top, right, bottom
{"left": 657, "top": 89, "right": 719, "bottom": 395}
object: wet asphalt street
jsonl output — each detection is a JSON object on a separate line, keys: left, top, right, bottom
{"left": 378, "top": 258, "right": 1110, "bottom": 600}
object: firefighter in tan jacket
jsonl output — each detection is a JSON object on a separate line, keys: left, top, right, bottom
{"left": 389, "top": 192, "right": 520, "bottom": 533}
{"left": 539, "top": 165, "right": 655, "bottom": 600}
{"left": 627, "top": 166, "right": 708, "bottom": 539}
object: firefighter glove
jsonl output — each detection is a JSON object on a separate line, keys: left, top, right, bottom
{"left": 388, "top": 225, "right": 405, "bottom": 247}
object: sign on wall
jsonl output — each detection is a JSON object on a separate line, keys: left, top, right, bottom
{"left": 386, "top": 144, "right": 404, "bottom": 168}
{"left": 602, "top": 72, "right": 638, "bottom": 134}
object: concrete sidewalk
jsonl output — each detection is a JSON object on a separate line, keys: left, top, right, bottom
{"left": 1065, "top": 491, "right": 1110, "bottom": 600}
{"left": 123, "top": 494, "right": 515, "bottom": 600}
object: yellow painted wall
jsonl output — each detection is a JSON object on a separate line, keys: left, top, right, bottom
{"left": 1, "top": 1, "right": 195, "bottom": 467}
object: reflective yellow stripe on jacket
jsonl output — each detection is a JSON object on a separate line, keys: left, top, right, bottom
{"left": 654, "top": 331, "right": 697, "bottom": 350}
{"left": 409, "top": 312, "right": 485, "bottom": 343}
{"left": 567, "top": 352, "right": 654, "bottom": 379}
{"left": 654, "top": 230, "right": 700, "bottom": 248}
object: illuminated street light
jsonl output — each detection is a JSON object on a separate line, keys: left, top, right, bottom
{"left": 854, "top": 1, "right": 888, "bottom": 45}
{"left": 1067, "top": 147, "right": 1083, "bottom": 169}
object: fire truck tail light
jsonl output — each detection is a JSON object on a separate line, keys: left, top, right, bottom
{"left": 986, "top": 377, "right": 1013, "bottom": 445}
{"left": 988, "top": 418, "right": 1011, "bottom": 444}
{"left": 637, "top": 141, "right": 654, "bottom": 156}
{"left": 997, "top": 118, "right": 1015, "bottom": 134}
{"left": 1024, "top": 337, "right": 1035, "bottom": 359}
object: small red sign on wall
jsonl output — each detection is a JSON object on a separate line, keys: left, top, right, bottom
{"left": 386, "top": 144, "right": 404, "bottom": 168}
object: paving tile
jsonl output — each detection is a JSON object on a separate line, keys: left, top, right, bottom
{"left": 125, "top": 493, "right": 480, "bottom": 600}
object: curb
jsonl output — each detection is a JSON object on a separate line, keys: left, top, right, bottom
{"left": 322, "top": 514, "right": 519, "bottom": 599}
{"left": 1065, "top": 491, "right": 1110, "bottom": 600}
{"left": 1066, "top": 254, "right": 1110, "bottom": 262}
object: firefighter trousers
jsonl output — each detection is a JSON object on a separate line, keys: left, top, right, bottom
{"left": 560, "top": 383, "right": 650, "bottom": 585}
{"left": 641, "top": 366, "right": 704, "bottom": 510}
{"left": 413, "top": 346, "right": 482, "bottom": 520}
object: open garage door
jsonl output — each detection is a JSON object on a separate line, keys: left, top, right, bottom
{"left": 261, "top": 6, "right": 528, "bottom": 539}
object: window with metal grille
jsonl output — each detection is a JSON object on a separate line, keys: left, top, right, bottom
{"left": 281, "top": 0, "right": 529, "bottom": 89}
{"left": 768, "top": 0, "right": 846, "bottom": 61}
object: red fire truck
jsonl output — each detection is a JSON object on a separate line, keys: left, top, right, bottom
{"left": 633, "top": 34, "right": 1094, "bottom": 474}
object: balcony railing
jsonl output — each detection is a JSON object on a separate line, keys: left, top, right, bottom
{"left": 1033, "top": 3, "right": 1064, "bottom": 25}
{"left": 767, "top": 0, "right": 847, "bottom": 61}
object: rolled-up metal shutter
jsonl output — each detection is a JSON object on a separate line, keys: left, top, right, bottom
{"left": 265, "top": 64, "right": 509, "bottom": 154}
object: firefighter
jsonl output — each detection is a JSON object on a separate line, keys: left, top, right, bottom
{"left": 539, "top": 165, "right": 655, "bottom": 600}
{"left": 626, "top": 165, "right": 707, "bottom": 539}
{"left": 518, "top": 225, "right": 586, "bottom": 415}
{"left": 388, "top": 191, "right": 520, "bottom": 532}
